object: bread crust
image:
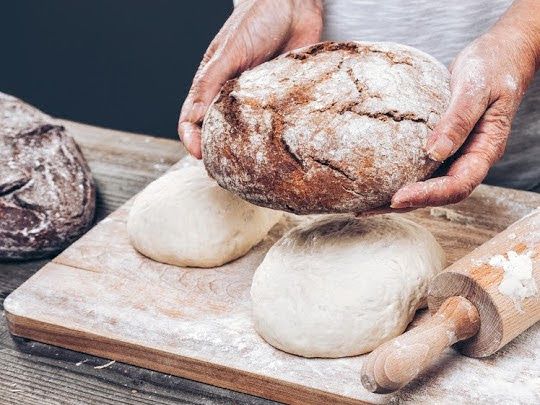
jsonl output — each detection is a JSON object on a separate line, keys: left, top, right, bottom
{"left": 0, "top": 92, "right": 96, "bottom": 259}
{"left": 202, "top": 41, "right": 450, "bottom": 214}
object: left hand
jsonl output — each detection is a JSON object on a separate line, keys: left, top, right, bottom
{"left": 390, "top": 13, "right": 539, "bottom": 210}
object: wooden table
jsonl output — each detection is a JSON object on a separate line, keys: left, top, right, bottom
{"left": 2, "top": 121, "right": 538, "bottom": 404}
{"left": 0, "top": 121, "right": 273, "bottom": 404}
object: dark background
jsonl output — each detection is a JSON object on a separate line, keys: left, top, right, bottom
{"left": 1, "top": 0, "right": 232, "bottom": 139}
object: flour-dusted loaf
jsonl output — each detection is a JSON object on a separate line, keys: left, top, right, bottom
{"left": 202, "top": 41, "right": 450, "bottom": 214}
{"left": 0, "top": 92, "right": 96, "bottom": 259}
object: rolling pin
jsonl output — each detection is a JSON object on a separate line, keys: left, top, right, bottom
{"left": 361, "top": 208, "right": 540, "bottom": 394}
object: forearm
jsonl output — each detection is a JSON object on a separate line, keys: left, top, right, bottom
{"left": 493, "top": 0, "right": 540, "bottom": 70}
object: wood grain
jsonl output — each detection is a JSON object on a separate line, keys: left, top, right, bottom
{"left": 4, "top": 145, "right": 540, "bottom": 404}
{"left": 0, "top": 121, "right": 274, "bottom": 405}
{"left": 429, "top": 208, "right": 540, "bottom": 357}
{"left": 5, "top": 312, "right": 361, "bottom": 405}
{"left": 60, "top": 120, "right": 184, "bottom": 220}
{"left": 361, "top": 296, "right": 481, "bottom": 393}
{"left": 364, "top": 206, "right": 540, "bottom": 395}
{"left": 0, "top": 342, "right": 268, "bottom": 405}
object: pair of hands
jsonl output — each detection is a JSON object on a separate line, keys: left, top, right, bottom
{"left": 179, "top": 0, "right": 540, "bottom": 211}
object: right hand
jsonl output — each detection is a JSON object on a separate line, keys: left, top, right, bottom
{"left": 178, "top": 0, "right": 323, "bottom": 158}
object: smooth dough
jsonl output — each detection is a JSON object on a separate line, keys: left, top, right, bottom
{"left": 127, "top": 165, "right": 282, "bottom": 268}
{"left": 251, "top": 214, "right": 445, "bottom": 358}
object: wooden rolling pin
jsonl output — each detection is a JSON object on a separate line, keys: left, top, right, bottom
{"left": 361, "top": 208, "right": 540, "bottom": 394}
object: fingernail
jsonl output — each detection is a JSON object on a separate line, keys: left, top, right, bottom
{"left": 179, "top": 98, "right": 193, "bottom": 122}
{"left": 178, "top": 122, "right": 189, "bottom": 142}
{"left": 426, "top": 137, "right": 454, "bottom": 162}
{"left": 390, "top": 197, "right": 407, "bottom": 209}
{"left": 390, "top": 189, "right": 414, "bottom": 209}
{"left": 179, "top": 123, "right": 192, "bottom": 148}
{"left": 178, "top": 124, "right": 184, "bottom": 141}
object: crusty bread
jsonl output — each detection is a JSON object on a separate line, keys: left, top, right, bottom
{"left": 202, "top": 41, "right": 450, "bottom": 214}
{"left": 0, "top": 92, "right": 96, "bottom": 259}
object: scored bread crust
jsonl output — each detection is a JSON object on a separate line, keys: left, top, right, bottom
{"left": 0, "top": 92, "right": 96, "bottom": 259}
{"left": 202, "top": 41, "right": 450, "bottom": 214}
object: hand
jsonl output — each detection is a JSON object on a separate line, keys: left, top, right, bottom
{"left": 390, "top": 2, "right": 540, "bottom": 210}
{"left": 178, "top": 0, "right": 323, "bottom": 158}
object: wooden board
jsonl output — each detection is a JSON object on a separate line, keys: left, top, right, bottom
{"left": 0, "top": 121, "right": 272, "bottom": 405}
{"left": 4, "top": 158, "right": 540, "bottom": 404}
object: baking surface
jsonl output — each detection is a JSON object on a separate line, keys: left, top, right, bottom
{"left": 4, "top": 158, "right": 540, "bottom": 404}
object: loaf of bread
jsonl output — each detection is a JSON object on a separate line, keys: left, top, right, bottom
{"left": 0, "top": 92, "right": 96, "bottom": 259}
{"left": 202, "top": 41, "right": 450, "bottom": 214}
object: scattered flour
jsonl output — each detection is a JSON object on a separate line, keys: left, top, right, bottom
{"left": 461, "top": 57, "right": 487, "bottom": 95}
{"left": 4, "top": 159, "right": 539, "bottom": 404}
{"left": 489, "top": 250, "right": 537, "bottom": 308}
{"left": 503, "top": 73, "right": 518, "bottom": 93}
{"left": 94, "top": 360, "right": 116, "bottom": 369}
{"left": 430, "top": 207, "right": 474, "bottom": 226}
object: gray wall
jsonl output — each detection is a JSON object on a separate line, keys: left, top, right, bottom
{"left": 0, "top": 0, "right": 232, "bottom": 139}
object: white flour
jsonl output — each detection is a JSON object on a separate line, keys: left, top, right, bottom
{"left": 4, "top": 184, "right": 540, "bottom": 404}
{"left": 489, "top": 250, "right": 537, "bottom": 308}
{"left": 504, "top": 73, "right": 519, "bottom": 93}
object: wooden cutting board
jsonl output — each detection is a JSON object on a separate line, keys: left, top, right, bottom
{"left": 4, "top": 160, "right": 540, "bottom": 404}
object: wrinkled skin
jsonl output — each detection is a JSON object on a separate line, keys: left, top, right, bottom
{"left": 179, "top": 0, "right": 540, "bottom": 210}
{"left": 178, "top": 0, "right": 323, "bottom": 159}
{"left": 391, "top": 0, "right": 540, "bottom": 209}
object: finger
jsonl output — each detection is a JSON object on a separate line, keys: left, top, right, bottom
{"left": 178, "top": 56, "right": 236, "bottom": 159}
{"left": 179, "top": 0, "right": 294, "bottom": 136}
{"left": 425, "top": 67, "right": 491, "bottom": 162}
{"left": 393, "top": 100, "right": 511, "bottom": 208}
{"left": 390, "top": 175, "right": 477, "bottom": 209}
{"left": 178, "top": 122, "right": 202, "bottom": 159}
{"left": 179, "top": 51, "right": 238, "bottom": 127}
{"left": 178, "top": 35, "right": 245, "bottom": 158}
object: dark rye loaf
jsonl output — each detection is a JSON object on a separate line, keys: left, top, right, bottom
{"left": 202, "top": 41, "right": 450, "bottom": 214}
{"left": 0, "top": 92, "right": 95, "bottom": 260}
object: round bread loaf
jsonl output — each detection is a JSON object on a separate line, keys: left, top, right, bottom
{"left": 202, "top": 41, "right": 450, "bottom": 214}
{"left": 0, "top": 92, "right": 96, "bottom": 260}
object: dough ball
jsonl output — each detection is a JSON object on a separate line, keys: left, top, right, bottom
{"left": 127, "top": 165, "right": 283, "bottom": 268}
{"left": 251, "top": 214, "right": 445, "bottom": 358}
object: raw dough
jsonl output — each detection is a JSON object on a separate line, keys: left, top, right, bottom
{"left": 251, "top": 214, "right": 445, "bottom": 358}
{"left": 127, "top": 165, "right": 282, "bottom": 268}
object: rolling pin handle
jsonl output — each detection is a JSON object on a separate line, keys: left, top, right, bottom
{"left": 361, "top": 296, "right": 480, "bottom": 394}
